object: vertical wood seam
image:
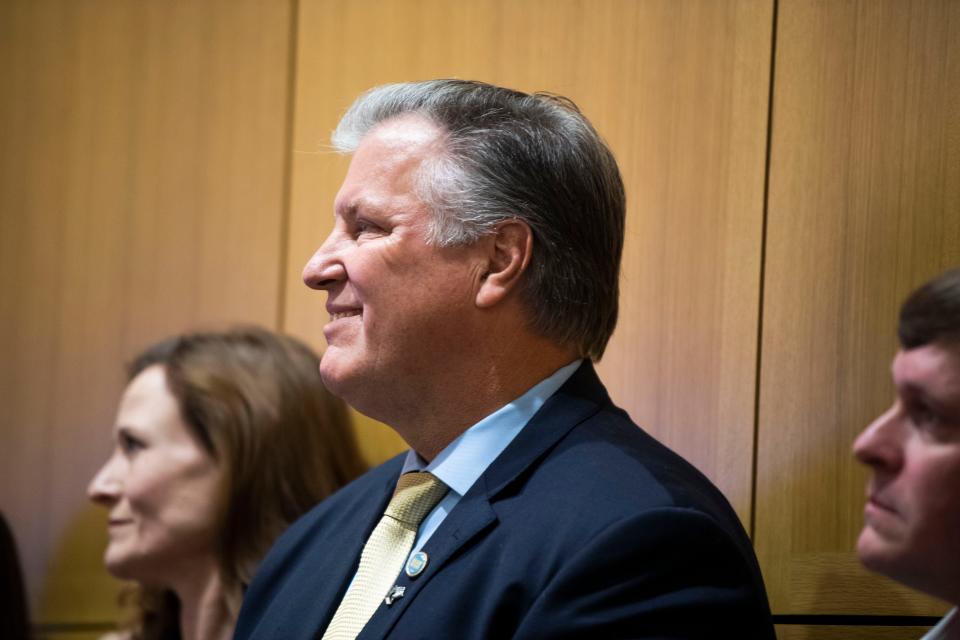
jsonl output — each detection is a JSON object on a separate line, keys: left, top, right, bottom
{"left": 750, "top": 0, "right": 780, "bottom": 543}
{"left": 276, "top": 0, "right": 300, "bottom": 333}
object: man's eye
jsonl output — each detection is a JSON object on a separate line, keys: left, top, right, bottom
{"left": 909, "top": 404, "right": 937, "bottom": 428}
{"left": 354, "top": 219, "right": 382, "bottom": 237}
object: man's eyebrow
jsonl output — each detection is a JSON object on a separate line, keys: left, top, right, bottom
{"left": 901, "top": 380, "right": 957, "bottom": 414}
{"left": 334, "top": 201, "right": 358, "bottom": 220}
{"left": 339, "top": 197, "right": 387, "bottom": 221}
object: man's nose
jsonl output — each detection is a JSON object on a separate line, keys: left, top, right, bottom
{"left": 87, "top": 455, "right": 122, "bottom": 506}
{"left": 853, "top": 405, "right": 905, "bottom": 472}
{"left": 303, "top": 233, "right": 347, "bottom": 290}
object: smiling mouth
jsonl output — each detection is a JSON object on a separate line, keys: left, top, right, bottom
{"left": 330, "top": 310, "right": 361, "bottom": 321}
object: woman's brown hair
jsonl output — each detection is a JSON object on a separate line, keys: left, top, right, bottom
{"left": 121, "top": 327, "right": 365, "bottom": 639}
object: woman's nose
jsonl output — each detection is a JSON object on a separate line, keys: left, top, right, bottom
{"left": 87, "top": 455, "right": 122, "bottom": 506}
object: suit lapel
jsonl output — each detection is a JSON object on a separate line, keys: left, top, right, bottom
{"left": 356, "top": 493, "right": 498, "bottom": 640}
{"left": 265, "top": 463, "right": 401, "bottom": 640}
{"left": 357, "top": 363, "right": 608, "bottom": 639}
{"left": 480, "top": 362, "right": 608, "bottom": 498}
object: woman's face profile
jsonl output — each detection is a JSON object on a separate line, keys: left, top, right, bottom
{"left": 87, "top": 365, "right": 224, "bottom": 585}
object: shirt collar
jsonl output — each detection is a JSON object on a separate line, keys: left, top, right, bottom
{"left": 401, "top": 360, "right": 583, "bottom": 496}
{"left": 922, "top": 608, "right": 958, "bottom": 640}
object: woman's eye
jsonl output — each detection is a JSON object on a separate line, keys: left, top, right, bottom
{"left": 119, "top": 433, "right": 145, "bottom": 455}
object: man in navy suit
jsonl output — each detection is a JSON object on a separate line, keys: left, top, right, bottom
{"left": 235, "top": 79, "right": 774, "bottom": 639}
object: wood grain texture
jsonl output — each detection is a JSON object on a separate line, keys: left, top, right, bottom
{"left": 756, "top": 0, "right": 960, "bottom": 615}
{"left": 284, "top": 0, "right": 774, "bottom": 523}
{"left": 0, "top": 0, "right": 294, "bottom": 625}
{"left": 33, "top": 632, "right": 105, "bottom": 640}
{"left": 776, "top": 625, "right": 935, "bottom": 640}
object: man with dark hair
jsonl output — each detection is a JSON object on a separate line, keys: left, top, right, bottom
{"left": 854, "top": 267, "right": 960, "bottom": 639}
{"left": 235, "top": 79, "right": 773, "bottom": 639}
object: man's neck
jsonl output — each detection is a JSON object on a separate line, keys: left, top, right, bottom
{"left": 394, "top": 342, "right": 579, "bottom": 461}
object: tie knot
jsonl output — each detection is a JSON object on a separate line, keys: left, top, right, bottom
{"left": 384, "top": 472, "right": 448, "bottom": 526}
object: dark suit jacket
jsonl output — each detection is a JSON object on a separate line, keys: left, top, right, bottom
{"left": 235, "top": 363, "right": 775, "bottom": 639}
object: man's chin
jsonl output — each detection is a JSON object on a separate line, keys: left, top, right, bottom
{"left": 319, "top": 359, "right": 360, "bottom": 402}
{"left": 857, "top": 526, "right": 906, "bottom": 580}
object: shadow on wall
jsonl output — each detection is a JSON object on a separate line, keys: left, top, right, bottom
{"left": 351, "top": 410, "right": 407, "bottom": 467}
{"left": 804, "top": 555, "right": 921, "bottom": 616}
{"left": 757, "top": 449, "right": 945, "bottom": 638}
{"left": 38, "top": 503, "right": 125, "bottom": 628}
{"left": 1, "top": 512, "right": 31, "bottom": 640}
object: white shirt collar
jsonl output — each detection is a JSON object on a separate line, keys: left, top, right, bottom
{"left": 922, "top": 608, "right": 958, "bottom": 640}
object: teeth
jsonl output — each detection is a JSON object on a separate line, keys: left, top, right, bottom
{"left": 331, "top": 311, "right": 360, "bottom": 321}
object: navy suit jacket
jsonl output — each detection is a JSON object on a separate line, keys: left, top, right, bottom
{"left": 235, "top": 364, "right": 774, "bottom": 639}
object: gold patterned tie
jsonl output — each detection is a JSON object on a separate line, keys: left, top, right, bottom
{"left": 322, "top": 471, "right": 449, "bottom": 640}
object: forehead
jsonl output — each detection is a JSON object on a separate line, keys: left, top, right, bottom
{"left": 335, "top": 115, "right": 444, "bottom": 212}
{"left": 116, "top": 366, "right": 187, "bottom": 436}
{"left": 121, "top": 365, "right": 173, "bottom": 406}
{"left": 892, "top": 344, "right": 960, "bottom": 397}
{"left": 363, "top": 114, "right": 443, "bottom": 152}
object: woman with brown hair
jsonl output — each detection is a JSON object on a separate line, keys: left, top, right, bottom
{"left": 87, "top": 327, "right": 365, "bottom": 640}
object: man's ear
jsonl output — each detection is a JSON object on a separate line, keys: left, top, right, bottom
{"left": 476, "top": 220, "right": 533, "bottom": 308}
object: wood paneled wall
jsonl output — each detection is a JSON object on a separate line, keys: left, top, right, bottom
{"left": 0, "top": 0, "right": 295, "bottom": 628}
{"left": 756, "top": 0, "right": 960, "bottom": 619}
{"left": 284, "top": 0, "right": 773, "bottom": 525}
{"left": 775, "top": 626, "right": 935, "bottom": 640}
{"left": 2, "top": 0, "right": 957, "bottom": 636}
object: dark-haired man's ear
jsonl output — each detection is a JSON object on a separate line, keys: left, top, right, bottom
{"left": 476, "top": 220, "right": 533, "bottom": 308}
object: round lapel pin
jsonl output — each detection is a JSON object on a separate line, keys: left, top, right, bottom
{"left": 405, "top": 551, "right": 428, "bottom": 577}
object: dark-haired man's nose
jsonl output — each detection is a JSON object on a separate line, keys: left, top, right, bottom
{"left": 853, "top": 405, "right": 905, "bottom": 473}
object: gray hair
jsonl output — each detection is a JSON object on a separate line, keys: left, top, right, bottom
{"left": 332, "top": 79, "right": 625, "bottom": 361}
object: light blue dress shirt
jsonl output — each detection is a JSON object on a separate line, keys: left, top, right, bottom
{"left": 342, "top": 360, "right": 582, "bottom": 594}
{"left": 922, "top": 609, "right": 957, "bottom": 639}
{"left": 400, "top": 359, "right": 582, "bottom": 554}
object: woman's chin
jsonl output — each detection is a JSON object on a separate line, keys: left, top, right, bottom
{"left": 103, "top": 549, "right": 141, "bottom": 582}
